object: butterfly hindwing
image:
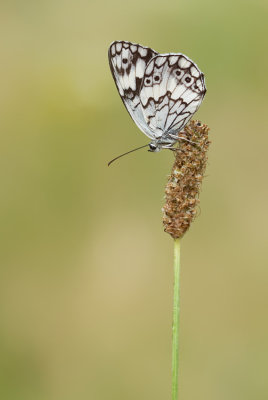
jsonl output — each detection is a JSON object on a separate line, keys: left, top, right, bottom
{"left": 139, "top": 54, "right": 206, "bottom": 138}
{"left": 108, "top": 41, "right": 158, "bottom": 138}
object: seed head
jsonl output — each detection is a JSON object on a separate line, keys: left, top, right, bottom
{"left": 162, "top": 120, "right": 210, "bottom": 239}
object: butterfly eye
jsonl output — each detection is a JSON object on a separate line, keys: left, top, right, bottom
{"left": 149, "top": 143, "right": 157, "bottom": 151}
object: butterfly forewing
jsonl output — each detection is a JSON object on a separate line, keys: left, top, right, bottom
{"left": 108, "top": 41, "right": 158, "bottom": 138}
{"left": 139, "top": 54, "right": 206, "bottom": 138}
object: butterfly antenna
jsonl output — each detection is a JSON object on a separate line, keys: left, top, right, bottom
{"left": 108, "top": 144, "right": 149, "bottom": 166}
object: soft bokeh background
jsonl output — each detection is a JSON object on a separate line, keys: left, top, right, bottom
{"left": 1, "top": 1, "right": 268, "bottom": 399}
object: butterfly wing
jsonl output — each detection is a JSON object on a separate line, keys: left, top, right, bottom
{"left": 108, "top": 41, "right": 158, "bottom": 139}
{"left": 139, "top": 54, "right": 206, "bottom": 140}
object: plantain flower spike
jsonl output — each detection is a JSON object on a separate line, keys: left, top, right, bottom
{"left": 163, "top": 120, "right": 210, "bottom": 239}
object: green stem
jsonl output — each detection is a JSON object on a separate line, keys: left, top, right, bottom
{"left": 172, "top": 238, "right": 181, "bottom": 400}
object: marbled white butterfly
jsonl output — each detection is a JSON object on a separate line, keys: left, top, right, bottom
{"left": 108, "top": 40, "right": 206, "bottom": 163}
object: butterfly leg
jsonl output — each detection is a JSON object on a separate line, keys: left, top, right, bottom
{"left": 169, "top": 134, "right": 197, "bottom": 147}
{"left": 161, "top": 144, "right": 179, "bottom": 152}
{"left": 168, "top": 135, "right": 203, "bottom": 153}
{"left": 161, "top": 143, "right": 177, "bottom": 150}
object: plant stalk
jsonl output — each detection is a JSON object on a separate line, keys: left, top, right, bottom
{"left": 172, "top": 238, "right": 181, "bottom": 400}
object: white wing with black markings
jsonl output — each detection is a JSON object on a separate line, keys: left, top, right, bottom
{"left": 108, "top": 40, "right": 158, "bottom": 139}
{"left": 108, "top": 41, "right": 206, "bottom": 146}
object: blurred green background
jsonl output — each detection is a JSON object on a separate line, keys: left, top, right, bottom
{"left": 1, "top": 1, "right": 268, "bottom": 399}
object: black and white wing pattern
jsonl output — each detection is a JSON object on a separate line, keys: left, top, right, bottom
{"left": 108, "top": 41, "right": 158, "bottom": 139}
{"left": 108, "top": 41, "right": 206, "bottom": 147}
{"left": 139, "top": 54, "right": 206, "bottom": 139}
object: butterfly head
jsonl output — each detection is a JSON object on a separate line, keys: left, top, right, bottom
{"left": 148, "top": 142, "right": 161, "bottom": 152}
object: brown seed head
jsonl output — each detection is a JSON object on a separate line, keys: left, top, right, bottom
{"left": 162, "top": 120, "right": 210, "bottom": 239}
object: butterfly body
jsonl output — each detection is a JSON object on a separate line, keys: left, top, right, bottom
{"left": 108, "top": 41, "right": 206, "bottom": 152}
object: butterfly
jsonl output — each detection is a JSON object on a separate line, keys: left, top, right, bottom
{"left": 108, "top": 40, "right": 206, "bottom": 158}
